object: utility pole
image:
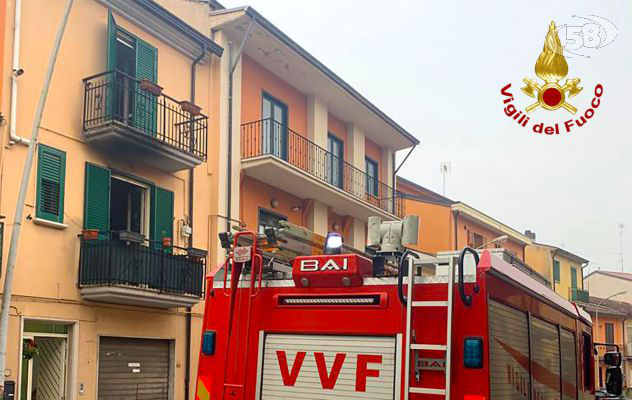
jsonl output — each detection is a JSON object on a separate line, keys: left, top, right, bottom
{"left": 619, "top": 222, "right": 625, "bottom": 272}
{"left": 440, "top": 162, "right": 451, "bottom": 197}
{"left": 0, "top": 0, "right": 74, "bottom": 394}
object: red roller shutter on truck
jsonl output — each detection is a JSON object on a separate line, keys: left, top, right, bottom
{"left": 257, "top": 333, "right": 400, "bottom": 399}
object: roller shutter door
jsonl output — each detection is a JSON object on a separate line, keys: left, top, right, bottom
{"left": 260, "top": 334, "right": 398, "bottom": 399}
{"left": 530, "top": 317, "right": 561, "bottom": 399}
{"left": 560, "top": 329, "right": 578, "bottom": 400}
{"left": 98, "top": 337, "right": 171, "bottom": 399}
{"left": 489, "top": 300, "right": 530, "bottom": 399}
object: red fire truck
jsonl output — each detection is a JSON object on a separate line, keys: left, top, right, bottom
{"left": 195, "top": 222, "right": 622, "bottom": 399}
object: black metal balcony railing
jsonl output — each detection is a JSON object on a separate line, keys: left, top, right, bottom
{"left": 78, "top": 232, "right": 205, "bottom": 298}
{"left": 569, "top": 287, "right": 590, "bottom": 303}
{"left": 83, "top": 70, "right": 208, "bottom": 160}
{"left": 241, "top": 118, "right": 404, "bottom": 217}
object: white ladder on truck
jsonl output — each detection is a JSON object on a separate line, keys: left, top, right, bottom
{"left": 403, "top": 256, "right": 455, "bottom": 399}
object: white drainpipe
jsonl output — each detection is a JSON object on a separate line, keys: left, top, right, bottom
{"left": 9, "top": 0, "right": 30, "bottom": 146}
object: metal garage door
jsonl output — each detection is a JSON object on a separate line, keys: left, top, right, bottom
{"left": 489, "top": 300, "right": 530, "bottom": 399}
{"left": 259, "top": 333, "right": 399, "bottom": 399}
{"left": 98, "top": 337, "right": 171, "bottom": 400}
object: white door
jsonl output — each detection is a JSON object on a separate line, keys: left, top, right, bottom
{"left": 23, "top": 336, "right": 68, "bottom": 400}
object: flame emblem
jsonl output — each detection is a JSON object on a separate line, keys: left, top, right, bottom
{"left": 521, "top": 21, "right": 582, "bottom": 114}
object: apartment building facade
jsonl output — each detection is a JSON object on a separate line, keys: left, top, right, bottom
{"left": 582, "top": 272, "right": 632, "bottom": 391}
{"left": 581, "top": 296, "right": 632, "bottom": 391}
{"left": 397, "top": 177, "right": 533, "bottom": 259}
{"left": 0, "top": 1, "right": 223, "bottom": 399}
{"left": 525, "top": 241, "right": 589, "bottom": 301}
{"left": 160, "top": 2, "right": 418, "bottom": 260}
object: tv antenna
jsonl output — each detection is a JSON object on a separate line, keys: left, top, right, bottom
{"left": 440, "top": 162, "right": 451, "bottom": 197}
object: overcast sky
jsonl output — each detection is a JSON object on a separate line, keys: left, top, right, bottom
{"left": 222, "top": 0, "right": 632, "bottom": 274}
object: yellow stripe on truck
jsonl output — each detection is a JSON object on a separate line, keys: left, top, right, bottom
{"left": 196, "top": 378, "right": 210, "bottom": 400}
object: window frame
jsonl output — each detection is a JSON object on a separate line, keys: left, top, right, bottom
{"left": 365, "top": 157, "right": 379, "bottom": 196}
{"left": 261, "top": 91, "right": 289, "bottom": 160}
{"left": 605, "top": 322, "right": 615, "bottom": 344}
{"left": 36, "top": 144, "right": 66, "bottom": 223}
{"left": 257, "top": 207, "right": 288, "bottom": 235}
{"left": 327, "top": 133, "right": 344, "bottom": 188}
{"left": 469, "top": 232, "right": 485, "bottom": 249}
{"left": 570, "top": 267, "right": 578, "bottom": 289}
{"left": 553, "top": 259, "right": 561, "bottom": 283}
{"left": 110, "top": 174, "right": 151, "bottom": 236}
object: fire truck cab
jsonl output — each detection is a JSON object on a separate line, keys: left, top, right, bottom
{"left": 195, "top": 219, "right": 619, "bottom": 399}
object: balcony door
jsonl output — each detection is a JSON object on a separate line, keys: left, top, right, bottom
{"left": 327, "top": 134, "right": 344, "bottom": 188}
{"left": 107, "top": 12, "right": 158, "bottom": 135}
{"left": 262, "top": 94, "right": 288, "bottom": 160}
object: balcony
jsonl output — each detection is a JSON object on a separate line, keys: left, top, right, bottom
{"left": 569, "top": 287, "right": 589, "bottom": 303}
{"left": 78, "top": 232, "right": 206, "bottom": 309}
{"left": 82, "top": 70, "right": 207, "bottom": 173}
{"left": 241, "top": 119, "right": 404, "bottom": 219}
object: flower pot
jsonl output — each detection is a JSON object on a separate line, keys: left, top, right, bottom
{"left": 139, "top": 79, "right": 163, "bottom": 96}
{"left": 180, "top": 100, "right": 202, "bottom": 116}
{"left": 82, "top": 229, "right": 99, "bottom": 240}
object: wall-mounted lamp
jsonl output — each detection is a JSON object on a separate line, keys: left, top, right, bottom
{"left": 291, "top": 205, "right": 301, "bottom": 212}
{"left": 270, "top": 198, "right": 279, "bottom": 208}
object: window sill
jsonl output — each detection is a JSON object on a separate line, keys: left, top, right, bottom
{"left": 33, "top": 218, "right": 69, "bottom": 230}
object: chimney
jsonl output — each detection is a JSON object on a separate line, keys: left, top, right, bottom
{"left": 524, "top": 230, "right": 536, "bottom": 241}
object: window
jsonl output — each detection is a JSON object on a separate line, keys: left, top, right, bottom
{"left": 365, "top": 158, "right": 379, "bottom": 196}
{"left": 36, "top": 145, "right": 66, "bottom": 223}
{"left": 605, "top": 322, "right": 615, "bottom": 344}
{"left": 258, "top": 209, "right": 287, "bottom": 235}
{"left": 553, "top": 259, "right": 560, "bottom": 282}
{"left": 110, "top": 176, "right": 149, "bottom": 235}
{"left": 468, "top": 232, "right": 485, "bottom": 249}
{"left": 570, "top": 267, "right": 578, "bottom": 289}
{"left": 262, "top": 93, "right": 288, "bottom": 159}
{"left": 84, "top": 163, "right": 173, "bottom": 245}
{"left": 327, "top": 134, "right": 344, "bottom": 188}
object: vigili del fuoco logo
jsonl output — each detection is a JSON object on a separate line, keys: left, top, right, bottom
{"left": 501, "top": 21, "right": 604, "bottom": 135}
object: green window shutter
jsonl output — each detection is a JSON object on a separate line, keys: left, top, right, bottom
{"left": 36, "top": 145, "right": 66, "bottom": 223}
{"left": 553, "top": 260, "right": 560, "bottom": 282}
{"left": 134, "top": 38, "right": 158, "bottom": 134}
{"left": 106, "top": 11, "right": 118, "bottom": 118}
{"left": 570, "top": 267, "right": 578, "bottom": 289}
{"left": 84, "top": 163, "right": 111, "bottom": 231}
{"left": 106, "top": 10, "right": 117, "bottom": 72}
{"left": 150, "top": 186, "right": 174, "bottom": 247}
{"left": 135, "top": 38, "right": 157, "bottom": 82}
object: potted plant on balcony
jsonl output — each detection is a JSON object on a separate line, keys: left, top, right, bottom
{"left": 82, "top": 229, "right": 100, "bottom": 241}
{"left": 180, "top": 100, "right": 202, "bottom": 116}
{"left": 139, "top": 79, "right": 163, "bottom": 96}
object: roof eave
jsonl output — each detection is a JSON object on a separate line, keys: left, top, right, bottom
{"left": 139, "top": 0, "right": 224, "bottom": 57}
{"left": 210, "top": 6, "right": 418, "bottom": 148}
{"left": 451, "top": 202, "right": 533, "bottom": 245}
